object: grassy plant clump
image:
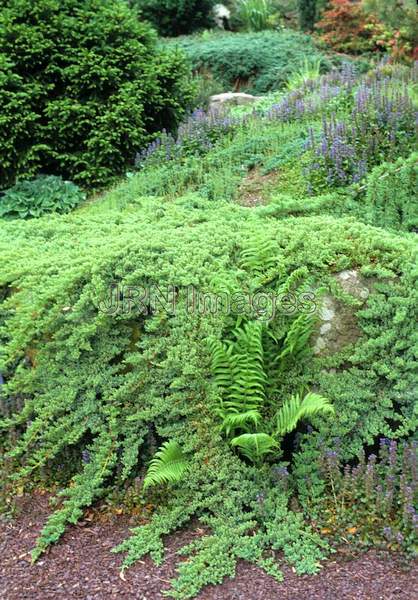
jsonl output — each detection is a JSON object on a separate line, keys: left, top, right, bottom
{"left": 234, "top": 0, "right": 277, "bottom": 32}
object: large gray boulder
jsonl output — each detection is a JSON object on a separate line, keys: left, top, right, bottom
{"left": 209, "top": 92, "right": 263, "bottom": 113}
{"left": 313, "top": 270, "right": 371, "bottom": 356}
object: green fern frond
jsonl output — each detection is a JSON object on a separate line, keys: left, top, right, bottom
{"left": 276, "top": 266, "right": 309, "bottom": 297}
{"left": 208, "top": 336, "right": 234, "bottom": 393}
{"left": 210, "top": 321, "right": 267, "bottom": 416}
{"left": 220, "top": 409, "right": 261, "bottom": 436}
{"left": 230, "top": 432, "right": 277, "bottom": 463}
{"left": 143, "top": 440, "right": 188, "bottom": 489}
{"left": 240, "top": 238, "right": 279, "bottom": 274}
{"left": 276, "top": 392, "right": 334, "bottom": 436}
{"left": 226, "top": 321, "right": 267, "bottom": 412}
{"left": 240, "top": 237, "right": 288, "bottom": 287}
{"left": 277, "top": 312, "right": 316, "bottom": 363}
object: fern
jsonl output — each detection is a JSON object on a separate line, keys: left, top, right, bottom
{"left": 207, "top": 337, "right": 234, "bottom": 395}
{"left": 209, "top": 320, "right": 267, "bottom": 420}
{"left": 220, "top": 410, "right": 261, "bottom": 437}
{"left": 143, "top": 440, "right": 188, "bottom": 489}
{"left": 275, "top": 392, "right": 334, "bottom": 436}
{"left": 227, "top": 321, "right": 266, "bottom": 411}
{"left": 275, "top": 266, "right": 310, "bottom": 297}
{"left": 240, "top": 237, "right": 279, "bottom": 274}
{"left": 230, "top": 432, "right": 277, "bottom": 463}
{"left": 240, "top": 237, "right": 285, "bottom": 288}
{"left": 277, "top": 312, "right": 316, "bottom": 363}
{"left": 208, "top": 313, "right": 330, "bottom": 458}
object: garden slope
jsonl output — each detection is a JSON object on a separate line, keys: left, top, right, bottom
{"left": 0, "top": 192, "right": 417, "bottom": 598}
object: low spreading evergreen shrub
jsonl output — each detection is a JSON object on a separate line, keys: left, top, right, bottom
{"left": 166, "top": 30, "right": 329, "bottom": 94}
{"left": 1, "top": 196, "right": 416, "bottom": 596}
{"left": 0, "top": 0, "right": 195, "bottom": 189}
{"left": 361, "top": 153, "right": 418, "bottom": 232}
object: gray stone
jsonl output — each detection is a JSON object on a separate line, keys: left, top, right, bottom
{"left": 336, "top": 269, "right": 370, "bottom": 300}
{"left": 319, "top": 297, "right": 335, "bottom": 321}
{"left": 320, "top": 322, "right": 332, "bottom": 335}
{"left": 209, "top": 92, "right": 263, "bottom": 113}
{"left": 313, "top": 269, "right": 373, "bottom": 357}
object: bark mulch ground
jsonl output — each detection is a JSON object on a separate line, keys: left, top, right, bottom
{"left": 235, "top": 168, "right": 278, "bottom": 207}
{"left": 1, "top": 492, "right": 416, "bottom": 600}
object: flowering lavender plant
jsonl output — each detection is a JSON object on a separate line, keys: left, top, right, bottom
{"left": 134, "top": 62, "right": 362, "bottom": 172}
{"left": 135, "top": 108, "right": 242, "bottom": 169}
{"left": 313, "top": 439, "right": 417, "bottom": 553}
{"left": 304, "top": 62, "right": 417, "bottom": 191}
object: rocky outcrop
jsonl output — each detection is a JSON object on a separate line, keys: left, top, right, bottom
{"left": 209, "top": 92, "right": 263, "bottom": 113}
{"left": 313, "top": 270, "right": 371, "bottom": 356}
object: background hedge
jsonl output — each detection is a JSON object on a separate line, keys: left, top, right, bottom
{"left": 133, "top": 0, "right": 216, "bottom": 37}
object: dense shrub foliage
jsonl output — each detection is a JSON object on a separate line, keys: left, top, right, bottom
{"left": 361, "top": 153, "right": 418, "bottom": 232}
{"left": 167, "top": 30, "right": 329, "bottom": 94}
{"left": 0, "top": 176, "right": 85, "bottom": 219}
{"left": 0, "top": 0, "right": 195, "bottom": 189}
{"left": 0, "top": 25, "right": 417, "bottom": 597}
{"left": 1, "top": 194, "right": 417, "bottom": 595}
{"left": 134, "top": 0, "right": 216, "bottom": 36}
{"left": 363, "top": 0, "right": 418, "bottom": 59}
{"left": 316, "top": 0, "right": 417, "bottom": 58}
{"left": 316, "top": 0, "right": 377, "bottom": 54}
{"left": 297, "top": 0, "right": 317, "bottom": 31}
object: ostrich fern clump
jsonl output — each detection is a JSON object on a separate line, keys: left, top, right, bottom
{"left": 208, "top": 307, "right": 334, "bottom": 463}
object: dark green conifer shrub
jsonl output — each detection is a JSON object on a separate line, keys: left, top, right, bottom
{"left": 297, "top": 0, "right": 317, "bottom": 31}
{"left": 0, "top": 0, "right": 195, "bottom": 189}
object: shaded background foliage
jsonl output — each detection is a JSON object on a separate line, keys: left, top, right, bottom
{"left": 166, "top": 30, "right": 330, "bottom": 94}
{"left": 132, "top": 0, "right": 216, "bottom": 36}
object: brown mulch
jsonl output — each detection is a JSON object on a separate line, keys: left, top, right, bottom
{"left": 1, "top": 493, "right": 416, "bottom": 600}
{"left": 235, "top": 168, "right": 278, "bottom": 207}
